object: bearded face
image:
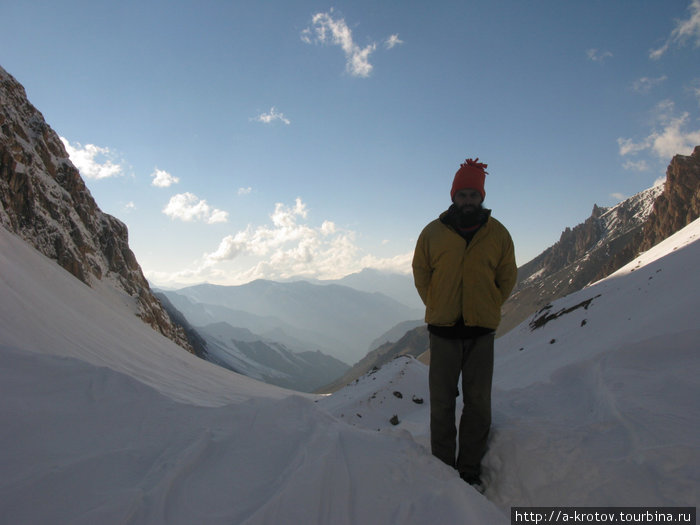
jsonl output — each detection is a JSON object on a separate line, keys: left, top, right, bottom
{"left": 453, "top": 188, "right": 483, "bottom": 215}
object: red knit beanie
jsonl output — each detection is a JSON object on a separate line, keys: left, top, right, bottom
{"left": 451, "top": 158, "right": 488, "bottom": 201}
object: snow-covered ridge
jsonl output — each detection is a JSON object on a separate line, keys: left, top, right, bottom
{"left": 595, "top": 183, "right": 664, "bottom": 247}
{"left": 497, "top": 216, "right": 700, "bottom": 390}
{"left": 499, "top": 182, "right": 667, "bottom": 335}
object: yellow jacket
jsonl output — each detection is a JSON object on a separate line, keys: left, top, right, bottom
{"left": 412, "top": 212, "right": 517, "bottom": 330}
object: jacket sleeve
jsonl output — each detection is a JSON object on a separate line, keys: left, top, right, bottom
{"left": 495, "top": 230, "right": 518, "bottom": 304}
{"left": 412, "top": 230, "right": 432, "bottom": 306}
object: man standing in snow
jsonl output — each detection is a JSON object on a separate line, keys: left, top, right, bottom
{"left": 412, "top": 158, "right": 517, "bottom": 489}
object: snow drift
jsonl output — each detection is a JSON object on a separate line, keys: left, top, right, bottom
{"left": 1, "top": 216, "right": 698, "bottom": 523}
{"left": 489, "top": 217, "right": 700, "bottom": 507}
{"left": 321, "top": 218, "right": 700, "bottom": 510}
{"left": 0, "top": 225, "right": 504, "bottom": 524}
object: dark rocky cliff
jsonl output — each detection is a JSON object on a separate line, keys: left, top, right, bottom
{"left": 642, "top": 146, "right": 700, "bottom": 249}
{"left": 0, "top": 65, "right": 192, "bottom": 352}
{"left": 594, "top": 147, "right": 700, "bottom": 282}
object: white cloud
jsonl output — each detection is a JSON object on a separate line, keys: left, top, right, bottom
{"left": 147, "top": 199, "right": 414, "bottom": 287}
{"left": 145, "top": 266, "right": 228, "bottom": 289}
{"left": 238, "top": 187, "right": 253, "bottom": 196}
{"left": 359, "top": 252, "right": 413, "bottom": 274}
{"left": 320, "top": 220, "right": 336, "bottom": 235}
{"left": 617, "top": 137, "right": 650, "bottom": 156}
{"left": 622, "top": 160, "right": 650, "bottom": 171}
{"left": 650, "top": 0, "right": 700, "bottom": 59}
{"left": 649, "top": 113, "right": 700, "bottom": 158}
{"left": 632, "top": 75, "right": 667, "bottom": 94}
{"left": 586, "top": 49, "right": 613, "bottom": 63}
{"left": 60, "top": 137, "right": 123, "bottom": 179}
{"left": 385, "top": 34, "right": 404, "bottom": 49}
{"left": 690, "top": 79, "right": 700, "bottom": 106}
{"left": 205, "top": 198, "right": 312, "bottom": 264}
{"left": 609, "top": 192, "right": 626, "bottom": 201}
{"left": 207, "top": 209, "right": 230, "bottom": 224}
{"left": 301, "top": 10, "right": 378, "bottom": 77}
{"left": 150, "top": 168, "right": 179, "bottom": 188}
{"left": 618, "top": 100, "right": 700, "bottom": 159}
{"left": 162, "top": 192, "right": 229, "bottom": 224}
{"left": 176, "top": 198, "right": 413, "bottom": 284}
{"left": 253, "top": 107, "right": 290, "bottom": 125}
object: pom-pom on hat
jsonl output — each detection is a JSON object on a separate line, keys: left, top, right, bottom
{"left": 451, "top": 158, "right": 488, "bottom": 201}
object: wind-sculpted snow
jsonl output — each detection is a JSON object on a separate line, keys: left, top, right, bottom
{"left": 324, "top": 219, "right": 700, "bottom": 509}
{"left": 496, "top": 216, "right": 700, "bottom": 390}
{"left": 0, "top": 227, "right": 284, "bottom": 406}
{"left": 487, "top": 218, "right": 700, "bottom": 507}
{"left": 0, "top": 225, "right": 505, "bottom": 523}
{"left": 0, "top": 346, "right": 504, "bottom": 525}
{"left": 1, "top": 217, "right": 699, "bottom": 521}
{"left": 317, "top": 355, "right": 431, "bottom": 441}
{"left": 487, "top": 333, "right": 698, "bottom": 507}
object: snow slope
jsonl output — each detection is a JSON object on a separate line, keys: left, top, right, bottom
{"left": 0, "top": 226, "right": 285, "bottom": 407}
{"left": 1, "top": 216, "right": 698, "bottom": 523}
{"left": 320, "top": 218, "right": 700, "bottom": 509}
{"left": 486, "top": 217, "right": 700, "bottom": 508}
{"left": 0, "top": 225, "right": 505, "bottom": 524}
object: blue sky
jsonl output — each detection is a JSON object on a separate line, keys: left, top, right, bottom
{"left": 2, "top": 1, "right": 700, "bottom": 287}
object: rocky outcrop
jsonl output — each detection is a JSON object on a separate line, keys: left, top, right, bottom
{"left": 640, "top": 146, "right": 700, "bottom": 250}
{"left": 594, "top": 147, "right": 700, "bottom": 280}
{"left": 501, "top": 147, "right": 699, "bottom": 335}
{"left": 0, "top": 65, "right": 191, "bottom": 352}
{"left": 498, "top": 183, "right": 663, "bottom": 335}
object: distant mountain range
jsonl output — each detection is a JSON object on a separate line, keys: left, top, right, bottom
{"left": 160, "top": 279, "right": 423, "bottom": 363}
{"left": 153, "top": 278, "right": 424, "bottom": 392}
{"left": 311, "top": 268, "right": 424, "bottom": 310}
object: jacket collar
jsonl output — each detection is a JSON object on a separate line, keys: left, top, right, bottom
{"left": 439, "top": 205, "right": 491, "bottom": 229}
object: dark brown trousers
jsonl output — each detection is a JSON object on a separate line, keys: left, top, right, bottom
{"left": 428, "top": 332, "right": 494, "bottom": 478}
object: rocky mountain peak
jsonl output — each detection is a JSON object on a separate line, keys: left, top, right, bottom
{"left": 594, "top": 147, "right": 700, "bottom": 279}
{"left": 639, "top": 146, "right": 700, "bottom": 251}
{"left": 591, "top": 203, "right": 605, "bottom": 219}
{"left": 0, "top": 65, "right": 191, "bottom": 352}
